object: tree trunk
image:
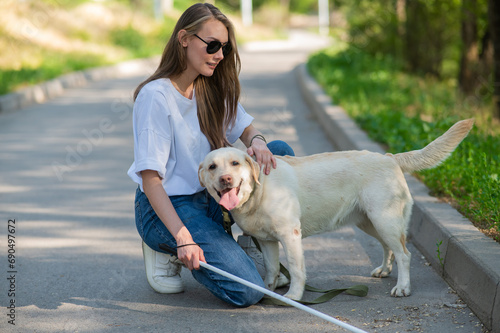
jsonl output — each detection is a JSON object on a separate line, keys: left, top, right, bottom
{"left": 489, "top": 0, "right": 500, "bottom": 118}
{"left": 405, "top": 0, "right": 423, "bottom": 73}
{"left": 405, "top": 0, "right": 444, "bottom": 77}
{"left": 479, "top": 29, "right": 494, "bottom": 82}
{"left": 394, "top": 0, "right": 406, "bottom": 59}
{"left": 458, "top": 0, "right": 479, "bottom": 95}
{"left": 396, "top": 0, "right": 406, "bottom": 37}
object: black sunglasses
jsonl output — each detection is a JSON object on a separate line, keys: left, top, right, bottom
{"left": 194, "top": 34, "right": 232, "bottom": 56}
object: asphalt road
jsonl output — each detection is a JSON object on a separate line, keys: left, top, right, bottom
{"left": 0, "top": 31, "right": 488, "bottom": 332}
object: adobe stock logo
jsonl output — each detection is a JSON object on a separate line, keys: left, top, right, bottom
{"left": 52, "top": 118, "right": 115, "bottom": 182}
{"left": 51, "top": 94, "right": 132, "bottom": 182}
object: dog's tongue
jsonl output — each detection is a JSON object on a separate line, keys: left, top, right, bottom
{"left": 219, "top": 188, "right": 240, "bottom": 211}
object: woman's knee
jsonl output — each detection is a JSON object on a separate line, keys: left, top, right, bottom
{"left": 192, "top": 237, "right": 266, "bottom": 307}
{"left": 191, "top": 266, "right": 264, "bottom": 307}
{"left": 211, "top": 273, "right": 265, "bottom": 308}
{"left": 228, "top": 287, "right": 264, "bottom": 308}
{"left": 267, "top": 140, "right": 295, "bottom": 157}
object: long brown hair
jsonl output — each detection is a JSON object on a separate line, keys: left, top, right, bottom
{"left": 134, "top": 3, "right": 240, "bottom": 150}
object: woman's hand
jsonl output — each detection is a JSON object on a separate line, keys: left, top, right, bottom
{"left": 247, "top": 138, "right": 276, "bottom": 175}
{"left": 176, "top": 242, "right": 206, "bottom": 271}
{"left": 174, "top": 226, "right": 206, "bottom": 270}
{"left": 241, "top": 125, "right": 276, "bottom": 175}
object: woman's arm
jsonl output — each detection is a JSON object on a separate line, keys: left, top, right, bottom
{"left": 141, "top": 169, "right": 205, "bottom": 270}
{"left": 240, "top": 124, "right": 276, "bottom": 175}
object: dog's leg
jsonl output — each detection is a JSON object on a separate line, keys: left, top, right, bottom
{"left": 368, "top": 215, "right": 412, "bottom": 297}
{"left": 280, "top": 225, "right": 306, "bottom": 300}
{"left": 357, "top": 220, "right": 395, "bottom": 277}
{"left": 389, "top": 235, "right": 411, "bottom": 297}
{"left": 259, "top": 240, "right": 280, "bottom": 291}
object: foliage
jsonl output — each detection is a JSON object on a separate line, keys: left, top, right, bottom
{"left": 289, "top": 0, "right": 319, "bottom": 14}
{"left": 0, "top": 52, "right": 107, "bottom": 95}
{"left": 218, "top": 0, "right": 319, "bottom": 14}
{"left": 0, "top": 0, "right": 277, "bottom": 96}
{"left": 109, "top": 18, "right": 174, "bottom": 59}
{"left": 308, "top": 45, "right": 500, "bottom": 239}
{"left": 436, "top": 240, "right": 444, "bottom": 268}
{"left": 110, "top": 25, "right": 147, "bottom": 55}
{"left": 339, "top": 0, "right": 402, "bottom": 59}
{"left": 334, "top": 0, "right": 488, "bottom": 80}
{"left": 0, "top": 1, "right": 178, "bottom": 95}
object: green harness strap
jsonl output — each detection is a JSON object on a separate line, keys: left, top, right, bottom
{"left": 221, "top": 209, "right": 233, "bottom": 238}
{"left": 221, "top": 210, "right": 368, "bottom": 305}
{"left": 251, "top": 237, "right": 369, "bottom": 306}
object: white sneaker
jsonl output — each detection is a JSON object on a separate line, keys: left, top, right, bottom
{"left": 142, "top": 241, "right": 184, "bottom": 294}
{"left": 237, "top": 235, "right": 290, "bottom": 288}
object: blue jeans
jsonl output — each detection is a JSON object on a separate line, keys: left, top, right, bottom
{"left": 135, "top": 141, "right": 294, "bottom": 307}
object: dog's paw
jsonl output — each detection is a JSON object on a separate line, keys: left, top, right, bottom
{"left": 283, "top": 284, "right": 304, "bottom": 300}
{"left": 390, "top": 285, "right": 411, "bottom": 297}
{"left": 371, "top": 265, "right": 392, "bottom": 278}
{"left": 276, "top": 273, "right": 290, "bottom": 288}
{"left": 264, "top": 276, "right": 278, "bottom": 291}
{"left": 283, "top": 291, "right": 303, "bottom": 301}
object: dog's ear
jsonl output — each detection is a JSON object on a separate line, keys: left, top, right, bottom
{"left": 198, "top": 163, "right": 206, "bottom": 188}
{"left": 245, "top": 154, "right": 261, "bottom": 185}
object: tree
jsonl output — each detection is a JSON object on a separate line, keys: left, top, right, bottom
{"left": 458, "top": 0, "right": 479, "bottom": 95}
{"left": 490, "top": 0, "right": 500, "bottom": 118}
{"left": 396, "top": 0, "right": 406, "bottom": 39}
{"left": 457, "top": 0, "right": 497, "bottom": 118}
{"left": 405, "top": 0, "right": 459, "bottom": 78}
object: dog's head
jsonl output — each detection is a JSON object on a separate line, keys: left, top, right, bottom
{"left": 198, "top": 147, "right": 260, "bottom": 211}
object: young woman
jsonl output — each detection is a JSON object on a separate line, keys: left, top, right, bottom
{"left": 127, "top": 3, "right": 293, "bottom": 307}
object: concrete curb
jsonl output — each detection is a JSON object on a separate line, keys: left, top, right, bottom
{"left": 295, "top": 63, "right": 500, "bottom": 332}
{"left": 0, "top": 56, "right": 160, "bottom": 114}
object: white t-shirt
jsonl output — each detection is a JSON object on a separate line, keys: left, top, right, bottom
{"left": 127, "top": 78, "right": 253, "bottom": 195}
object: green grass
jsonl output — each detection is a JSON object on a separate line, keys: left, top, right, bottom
{"left": 0, "top": 0, "right": 184, "bottom": 96}
{"left": 0, "top": 26, "right": 172, "bottom": 95}
{"left": 0, "top": 0, "right": 277, "bottom": 96}
{"left": 108, "top": 19, "right": 175, "bottom": 59}
{"left": 0, "top": 51, "right": 109, "bottom": 95}
{"left": 308, "top": 46, "right": 500, "bottom": 240}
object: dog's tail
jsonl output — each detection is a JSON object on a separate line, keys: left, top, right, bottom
{"left": 389, "top": 119, "right": 474, "bottom": 173}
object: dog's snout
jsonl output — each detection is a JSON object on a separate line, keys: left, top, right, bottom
{"left": 220, "top": 174, "right": 232, "bottom": 186}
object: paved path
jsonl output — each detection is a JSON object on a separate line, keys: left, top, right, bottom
{"left": 0, "top": 31, "right": 487, "bottom": 332}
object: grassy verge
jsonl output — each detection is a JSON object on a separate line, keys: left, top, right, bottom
{"left": 0, "top": 0, "right": 282, "bottom": 96}
{"left": 0, "top": 51, "right": 109, "bottom": 95}
{"left": 0, "top": 0, "right": 185, "bottom": 95}
{"left": 308, "top": 45, "right": 500, "bottom": 241}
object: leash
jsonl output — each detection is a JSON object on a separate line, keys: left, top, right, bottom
{"left": 250, "top": 237, "right": 368, "bottom": 305}
{"left": 159, "top": 243, "right": 368, "bottom": 333}
{"left": 220, "top": 211, "right": 368, "bottom": 304}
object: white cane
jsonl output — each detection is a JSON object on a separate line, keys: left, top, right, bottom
{"left": 159, "top": 243, "right": 368, "bottom": 333}
{"left": 198, "top": 261, "right": 368, "bottom": 333}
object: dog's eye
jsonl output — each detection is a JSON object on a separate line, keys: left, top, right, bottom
{"left": 209, "top": 164, "right": 217, "bottom": 170}
{"left": 232, "top": 161, "right": 240, "bottom": 166}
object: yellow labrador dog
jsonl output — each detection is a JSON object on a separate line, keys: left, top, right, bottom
{"left": 198, "top": 119, "right": 473, "bottom": 300}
